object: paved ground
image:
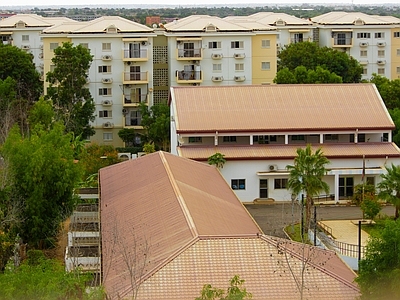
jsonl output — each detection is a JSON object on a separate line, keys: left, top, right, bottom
{"left": 245, "top": 203, "right": 395, "bottom": 239}
{"left": 320, "top": 220, "right": 370, "bottom": 246}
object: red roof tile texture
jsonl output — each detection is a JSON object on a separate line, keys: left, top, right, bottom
{"left": 171, "top": 84, "right": 393, "bottom": 133}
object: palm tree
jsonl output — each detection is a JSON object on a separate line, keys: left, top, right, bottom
{"left": 378, "top": 164, "right": 400, "bottom": 219}
{"left": 286, "top": 145, "right": 330, "bottom": 236}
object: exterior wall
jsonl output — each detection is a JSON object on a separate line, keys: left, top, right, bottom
{"left": 251, "top": 33, "right": 277, "bottom": 85}
{"left": 392, "top": 27, "right": 400, "bottom": 80}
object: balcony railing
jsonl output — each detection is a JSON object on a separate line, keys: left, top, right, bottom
{"left": 125, "top": 117, "right": 142, "bottom": 127}
{"left": 332, "top": 38, "right": 353, "bottom": 47}
{"left": 123, "top": 49, "right": 148, "bottom": 61}
{"left": 177, "top": 48, "right": 203, "bottom": 60}
{"left": 124, "top": 94, "right": 148, "bottom": 105}
{"left": 176, "top": 70, "right": 203, "bottom": 83}
{"left": 123, "top": 71, "right": 148, "bottom": 84}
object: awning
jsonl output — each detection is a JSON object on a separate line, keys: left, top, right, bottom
{"left": 177, "top": 37, "right": 202, "bottom": 41}
{"left": 327, "top": 168, "right": 384, "bottom": 175}
{"left": 122, "top": 38, "right": 148, "bottom": 42}
{"left": 257, "top": 172, "right": 290, "bottom": 176}
{"left": 0, "top": 31, "right": 13, "bottom": 35}
{"left": 332, "top": 29, "right": 353, "bottom": 32}
{"left": 288, "top": 29, "right": 310, "bottom": 33}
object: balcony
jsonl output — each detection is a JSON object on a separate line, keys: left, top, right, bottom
{"left": 123, "top": 110, "right": 142, "bottom": 128}
{"left": 122, "top": 71, "right": 148, "bottom": 84}
{"left": 176, "top": 48, "right": 203, "bottom": 60}
{"left": 176, "top": 70, "right": 203, "bottom": 84}
{"left": 123, "top": 94, "right": 148, "bottom": 106}
{"left": 332, "top": 37, "right": 353, "bottom": 47}
{"left": 122, "top": 49, "right": 148, "bottom": 61}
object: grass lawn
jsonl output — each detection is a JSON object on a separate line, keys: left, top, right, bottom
{"left": 284, "top": 223, "right": 311, "bottom": 244}
{"left": 361, "top": 219, "right": 388, "bottom": 238}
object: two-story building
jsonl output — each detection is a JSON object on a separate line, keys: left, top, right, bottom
{"left": 312, "top": 12, "right": 400, "bottom": 80}
{"left": 170, "top": 84, "right": 400, "bottom": 203}
{"left": 42, "top": 16, "right": 156, "bottom": 147}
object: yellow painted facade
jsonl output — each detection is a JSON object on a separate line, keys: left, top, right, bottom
{"left": 251, "top": 33, "right": 277, "bottom": 85}
{"left": 391, "top": 28, "right": 400, "bottom": 80}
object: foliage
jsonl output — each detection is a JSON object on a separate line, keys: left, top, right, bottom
{"left": 0, "top": 232, "right": 13, "bottom": 272}
{"left": 139, "top": 102, "right": 170, "bottom": 151}
{"left": 208, "top": 153, "right": 226, "bottom": 169}
{"left": 286, "top": 145, "right": 329, "bottom": 236}
{"left": 0, "top": 250, "right": 104, "bottom": 300}
{"left": 274, "top": 66, "right": 342, "bottom": 84}
{"left": 356, "top": 219, "right": 400, "bottom": 300}
{"left": 115, "top": 146, "right": 143, "bottom": 155}
{"left": 46, "top": 42, "right": 95, "bottom": 138}
{"left": 143, "top": 143, "right": 155, "bottom": 154}
{"left": 378, "top": 164, "right": 400, "bottom": 219}
{"left": 352, "top": 184, "right": 376, "bottom": 206}
{"left": 360, "top": 195, "right": 382, "bottom": 220}
{"left": 78, "top": 143, "right": 120, "bottom": 184}
{"left": 2, "top": 100, "right": 83, "bottom": 248}
{"left": 0, "top": 44, "right": 42, "bottom": 102}
{"left": 277, "top": 42, "right": 362, "bottom": 83}
{"left": 118, "top": 128, "right": 138, "bottom": 147}
{"left": 370, "top": 74, "right": 400, "bottom": 110}
{"left": 389, "top": 108, "right": 400, "bottom": 146}
{"left": 196, "top": 275, "right": 252, "bottom": 300}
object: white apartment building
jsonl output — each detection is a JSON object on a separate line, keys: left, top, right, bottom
{"left": 42, "top": 16, "right": 156, "bottom": 147}
{"left": 312, "top": 12, "right": 400, "bottom": 80}
{"left": 0, "top": 14, "right": 75, "bottom": 80}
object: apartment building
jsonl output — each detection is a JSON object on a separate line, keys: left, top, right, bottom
{"left": 160, "top": 15, "right": 277, "bottom": 86}
{"left": 170, "top": 84, "right": 400, "bottom": 203}
{"left": 0, "top": 14, "right": 75, "bottom": 80}
{"left": 42, "top": 16, "right": 156, "bottom": 147}
{"left": 312, "top": 12, "right": 400, "bottom": 80}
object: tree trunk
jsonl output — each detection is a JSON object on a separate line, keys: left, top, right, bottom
{"left": 305, "top": 195, "right": 314, "bottom": 238}
{"left": 395, "top": 205, "right": 399, "bottom": 220}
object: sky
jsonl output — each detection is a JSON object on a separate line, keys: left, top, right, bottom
{"left": 2, "top": 0, "right": 400, "bottom": 7}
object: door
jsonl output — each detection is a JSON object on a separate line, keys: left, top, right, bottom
{"left": 294, "top": 33, "right": 303, "bottom": 43}
{"left": 130, "top": 88, "right": 141, "bottom": 103}
{"left": 337, "top": 33, "right": 346, "bottom": 45}
{"left": 129, "top": 43, "right": 140, "bottom": 58}
{"left": 339, "top": 177, "right": 354, "bottom": 198}
{"left": 260, "top": 179, "right": 268, "bottom": 198}
{"left": 130, "top": 110, "right": 141, "bottom": 126}
{"left": 183, "top": 42, "right": 194, "bottom": 57}
{"left": 130, "top": 66, "right": 141, "bottom": 81}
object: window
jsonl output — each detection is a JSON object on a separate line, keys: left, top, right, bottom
{"left": 223, "top": 136, "right": 237, "bottom": 142}
{"left": 274, "top": 178, "right": 288, "bottom": 189}
{"left": 362, "top": 67, "right": 368, "bottom": 75}
{"left": 325, "top": 134, "right": 339, "bottom": 141}
{"left": 50, "top": 42, "right": 59, "bottom": 50}
{"left": 291, "top": 135, "right": 305, "bottom": 141}
{"left": 382, "top": 133, "right": 389, "bottom": 142}
{"left": 358, "top": 134, "right": 366, "bottom": 142}
{"left": 261, "top": 39, "right": 270, "bottom": 48}
{"left": 99, "top": 88, "right": 112, "bottom": 96}
{"left": 253, "top": 135, "right": 269, "bottom": 144}
{"left": 99, "top": 110, "right": 112, "bottom": 118}
{"left": 366, "top": 177, "right": 375, "bottom": 186}
{"left": 80, "top": 43, "right": 89, "bottom": 49}
{"left": 261, "top": 62, "right": 271, "bottom": 70}
{"left": 188, "top": 137, "right": 202, "bottom": 143}
{"left": 235, "top": 63, "right": 244, "bottom": 71}
{"left": 375, "top": 32, "right": 385, "bottom": 38}
{"left": 397, "top": 49, "right": 400, "bottom": 56}
{"left": 397, "top": 66, "right": 400, "bottom": 74}
{"left": 357, "top": 33, "right": 370, "bottom": 39}
{"left": 378, "top": 50, "right": 385, "bottom": 57}
{"left": 339, "top": 177, "right": 354, "bottom": 197}
{"left": 378, "top": 68, "right": 385, "bottom": 75}
{"left": 213, "top": 63, "right": 222, "bottom": 72}
{"left": 260, "top": 179, "right": 268, "bottom": 198}
{"left": 98, "top": 65, "right": 112, "bottom": 73}
{"left": 208, "top": 41, "right": 221, "bottom": 49}
{"left": 103, "top": 133, "right": 113, "bottom": 141}
{"left": 231, "top": 41, "right": 244, "bottom": 49}
{"left": 231, "top": 179, "right": 245, "bottom": 190}
{"left": 102, "top": 43, "right": 111, "bottom": 51}
{"left": 22, "top": 35, "right": 29, "bottom": 41}
{"left": 360, "top": 50, "right": 367, "bottom": 57}
{"left": 394, "top": 32, "right": 400, "bottom": 38}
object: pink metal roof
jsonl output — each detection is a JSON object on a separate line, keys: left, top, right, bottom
{"left": 178, "top": 142, "right": 400, "bottom": 161}
{"left": 171, "top": 84, "right": 393, "bottom": 133}
{"left": 100, "top": 152, "right": 359, "bottom": 299}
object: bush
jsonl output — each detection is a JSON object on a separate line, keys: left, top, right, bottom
{"left": 361, "top": 196, "right": 382, "bottom": 220}
{"left": 352, "top": 184, "right": 376, "bottom": 205}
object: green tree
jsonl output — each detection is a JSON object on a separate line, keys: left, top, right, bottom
{"left": 208, "top": 153, "right": 226, "bottom": 169}
{"left": 277, "top": 41, "right": 362, "bottom": 83}
{"left": 370, "top": 74, "right": 400, "bottom": 110}
{"left": 274, "top": 66, "right": 343, "bottom": 84}
{"left": 360, "top": 196, "right": 381, "bottom": 220}
{"left": 46, "top": 42, "right": 95, "bottom": 138}
{"left": 356, "top": 219, "right": 400, "bottom": 300}
{"left": 286, "top": 145, "right": 330, "bottom": 235}
{"left": 352, "top": 184, "right": 376, "bottom": 206}
{"left": 139, "top": 102, "right": 170, "bottom": 151}
{"left": 389, "top": 108, "right": 400, "bottom": 146}
{"left": 196, "top": 275, "right": 252, "bottom": 300}
{"left": 1, "top": 100, "right": 83, "bottom": 248}
{"left": 118, "top": 128, "right": 137, "bottom": 147}
{"left": 378, "top": 164, "right": 400, "bottom": 219}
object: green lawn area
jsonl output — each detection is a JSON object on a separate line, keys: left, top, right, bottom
{"left": 361, "top": 219, "right": 389, "bottom": 238}
{"left": 284, "top": 223, "right": 311, "bottom": 244}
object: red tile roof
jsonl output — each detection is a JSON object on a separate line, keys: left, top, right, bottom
{"left": 178, "top": 142, "right": 400, "bottom": 161}
{"left": 100, "top": 152, "right": 359, "bottom": 299}
{"left": 171, "top": 84, "right": 393, "bottom": 133}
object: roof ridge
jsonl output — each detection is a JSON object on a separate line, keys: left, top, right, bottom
{"left": 159, "top": 152, "right": 198, "bottom": 237}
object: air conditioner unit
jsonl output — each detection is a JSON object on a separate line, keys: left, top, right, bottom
{"left": 234, "top": 76, "right": 246, "bottom": 82}
{"left": 234, "top": 53, "right": 245, "bottom": 59}
{"left": 141, "top": 41, "right": 147, "bottom": 46}
{"left": 102, "top": 55, "right": 112, "bottom": 60}
{"left": 38, "top": 52, "right": 43, "bottom": 59}
{"left": 39, "top": 63, "right": 44, "bottom": 69}
{"left": 377, "top": 60, "right": 385, "bottom": 65}
{"left": 102, "top": 100, "right": 113, "bottom": 106}
{"left": 118, "top": 153, "right": 131, "bottom": 160}
{"left": 211, "top": 53, "right": 223, "bottom": 59}
{"left": 21, "top": 45, "right": 30, "bottom": 50}
{"left": 377, "top": 42, "right": 386, "bottom": 47}
{"left": 212, "top": 76, "right": 223, "bottom": 82}
{"left": 359, "top": 42, "right": 368, "bottom": 47}
{"left": 39, "top": 44, "right": 43, "bottom": 49}
{"left": 125, "top": 61, "right": 132, "bottom": 65}
{"left": 102, "top": 78, "right": 113, "bottom": 83}
{"left": 103, "top": 122, "right": 114, "bottom": 128}
{"left": 268, "top": 164, "right": 278, "bottom": 172}
{"left": 122, "top": 108, "right": 128, "bottom": 114}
